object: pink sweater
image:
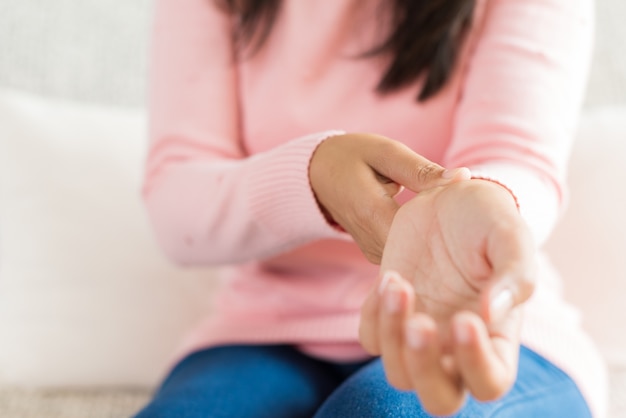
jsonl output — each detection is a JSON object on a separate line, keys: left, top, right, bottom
{"left": 145, "top": 0, "right": 606, "bottom": 415}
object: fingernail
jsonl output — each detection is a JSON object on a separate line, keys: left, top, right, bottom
{"left": 490, "top": 289, "right": 514, "bottom": 322}
{"left": 406, "top": 319, "right": 426, "bottom": 349}
{"left": 454, "top": 318, "right": 471, "bottom": 344}
{"left": 459, "top": 167, "right": 471, "bottom": 178}
{"left": 385, "top": 283, "right": 403, "bottom": 313}
{"left": 442, "top": 167, "right": 471, "bottom": 180}
{"left": 378, "top": 271, "right": 397, "bottom": 294}
{"left": 395, "top": 185, "right": 405, "bottom": 196}
{"left": 442, "top": 169, "right": 457, "bottom": 179}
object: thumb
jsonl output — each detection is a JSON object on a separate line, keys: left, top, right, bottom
{"left": 366, "top": 140, "right": 471, "bottom": 192}
{"left": 483, "top": 273, "right": 534, "bottom": 324}
{"left": 482, "top": 223, "right": 536, "bottom": 323}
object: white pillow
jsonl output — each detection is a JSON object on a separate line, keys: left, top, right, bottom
{"left": 0, "top": 89, "right": 217, "bottom": 387}
{"left": 544, "top": 106, "right": 626, "bottom": 367}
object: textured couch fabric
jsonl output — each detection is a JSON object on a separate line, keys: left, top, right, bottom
{"left": 0, "top": 389, "right": 150, "bottom": 418}
{"left": 1, "top": 0, "right": 625, "bottom": 417}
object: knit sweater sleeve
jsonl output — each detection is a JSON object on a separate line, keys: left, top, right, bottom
{"left": 143, "top": 0, "right": 345, "bottom": 266}
{"left": 444, "top": 0, "right": 594, "bottom": 245}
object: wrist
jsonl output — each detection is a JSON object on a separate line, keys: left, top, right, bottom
{"left": 470, "top": 176, "right": 520, "bottom": 211}
{"left": 309, "top": 133, "right": 347, "bottom": 232}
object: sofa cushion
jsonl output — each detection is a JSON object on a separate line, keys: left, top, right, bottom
{"left": 0, "top": 89, "right": 216, "bottom": 387}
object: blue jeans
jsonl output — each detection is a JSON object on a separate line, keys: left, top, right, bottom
{"left": 134, "top": 344, "right": 591, "bottom": 418}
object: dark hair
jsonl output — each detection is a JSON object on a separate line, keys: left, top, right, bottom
{"left": 216, "top": 0, "right": 475, "bottom": 102}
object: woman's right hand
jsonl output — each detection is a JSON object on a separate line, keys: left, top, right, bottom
{"left": 309, "top": 133, "right": 470, "bottom": 264}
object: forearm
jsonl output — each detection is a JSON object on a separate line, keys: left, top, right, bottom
{"left": 143, "top": 130, "right": 346, "bottom": 266}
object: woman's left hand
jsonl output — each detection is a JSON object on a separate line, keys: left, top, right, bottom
{"left": 359, "top": 179, "right": 536, "bottom": 416}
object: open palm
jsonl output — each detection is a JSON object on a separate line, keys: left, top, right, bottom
{"left": 360, "top": 179, "right": 536, "bottom": 416}
{"left": 382, "top": 179, "right": 534, "bottom": 328}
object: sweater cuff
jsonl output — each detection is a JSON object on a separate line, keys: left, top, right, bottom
{"left": 468, "top": 163, "right": 562, "bottom": 246}
{"left": 246, "top": 130, "right": 351, "bottom": 243}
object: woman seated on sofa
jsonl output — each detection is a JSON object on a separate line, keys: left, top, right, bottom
{"left": 135, "top": 0, "right": 606, "bottom": 416}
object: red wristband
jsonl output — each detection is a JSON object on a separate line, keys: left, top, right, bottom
{"left": 470, "top": 176, "right": 520, "bottom": 211}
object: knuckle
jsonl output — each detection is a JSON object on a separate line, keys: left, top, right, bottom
{"left": 365, "top": 252, "right": 381, "bottom": 264}
{"left": 414, "top": 163, "right": 440, "bottom": 185}
{"left": 356, "top": 237, "right": 382, "bottom": 264}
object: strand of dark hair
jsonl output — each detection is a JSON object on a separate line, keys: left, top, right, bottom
{"left": 215, "top": 0, "right": 475, "bottom": 102}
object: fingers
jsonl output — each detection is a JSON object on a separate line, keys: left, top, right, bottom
{"left": 359, "top": 275, "right": 384, "bottom": 355}
{"left": 309, "top": 133, "right": 470, "bottom": 265}
{"left": 403, "top": 314, "right": 466, "bottom": 416}
{"left": 379, "top": 273, "right": 414, "bottom": 390}
{"left": 360, "top": 272, "right": 520, "bottom": 415}
{"left": 373, "top": 171, "right": 404, "bottom": 198}
{"left": 366, "top": 139, "right": 471, "bottom": 193}
{"left": 359, "top": 271, "right": 411, "bottom": 355}
{"left": 452, "top": 311, "right": 520, "bottom": 402}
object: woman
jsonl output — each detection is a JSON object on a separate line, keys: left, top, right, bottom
{"left": 135, "top": 0, "right": 606, "bottom": 416}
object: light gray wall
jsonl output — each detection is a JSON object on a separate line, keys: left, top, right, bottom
{"left": 586, "top": 0, "right": 626, "bottom": 107}
{"left": 0, "top": 0, "right": 150, "bottom": 106}
{"left": 0, "top": 0, "right": 624, "bottom": 107}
